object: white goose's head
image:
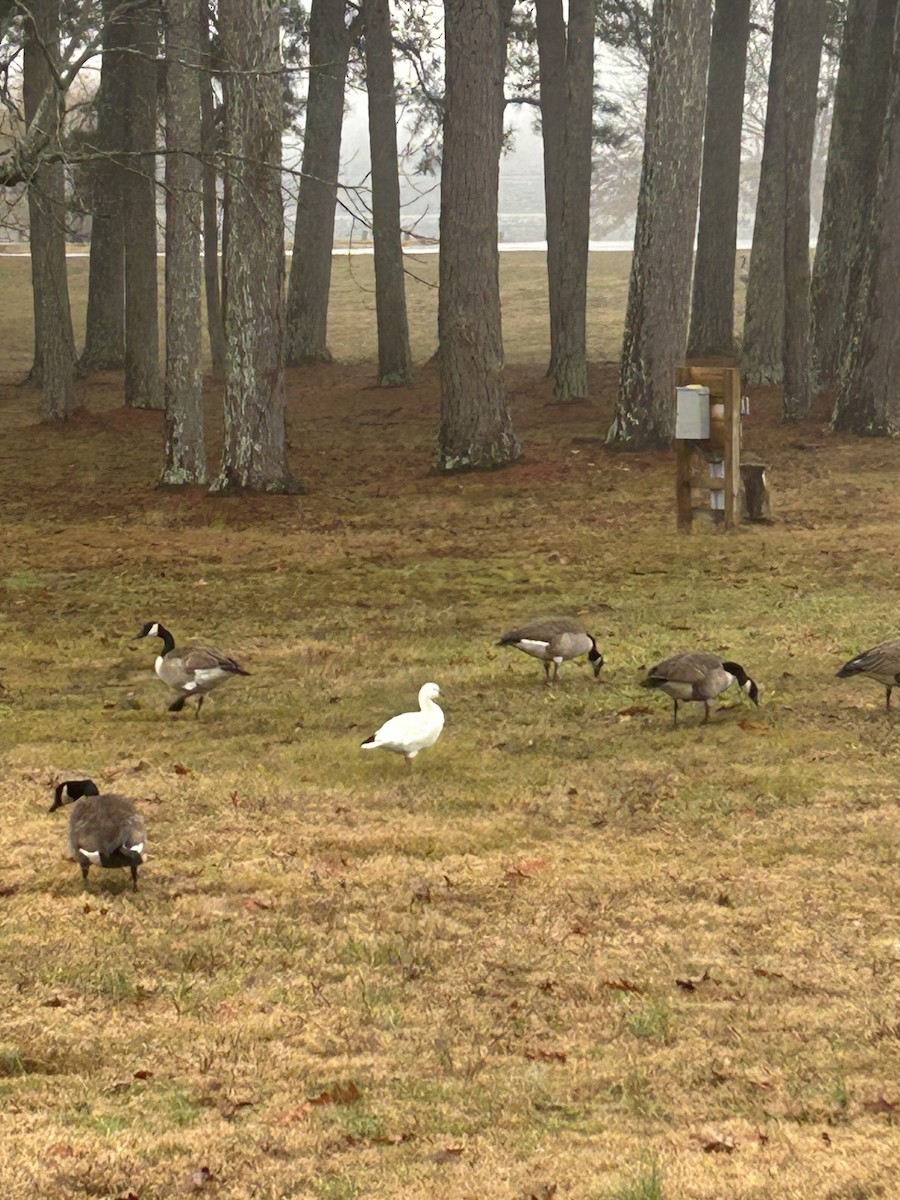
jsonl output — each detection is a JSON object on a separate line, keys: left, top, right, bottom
{"left": 419, "top": 682, "right": 441, "bottom": 706}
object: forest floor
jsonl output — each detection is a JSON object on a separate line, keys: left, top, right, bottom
{"left": 0, "top": 255, "right": 898, "bottom": 1200}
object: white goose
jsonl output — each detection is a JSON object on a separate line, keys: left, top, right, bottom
{"left": 361, "top": 682, "right": 444, "bottom": 769}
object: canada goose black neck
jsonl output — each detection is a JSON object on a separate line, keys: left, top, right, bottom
{"left": 135, "top": 622, "right": 176, "bottom": 655}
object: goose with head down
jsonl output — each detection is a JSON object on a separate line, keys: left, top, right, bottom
{"left": 497, "top": 616, "right": 604, "bottom": 682}
{"left": 49, "top": 778, "right": 147, "bottom": 891}
{"left": 836, "top": 636, "right": 900, "bottom": 712}
{"left": 640, "top": 651, "right": 760, "bottom": 727}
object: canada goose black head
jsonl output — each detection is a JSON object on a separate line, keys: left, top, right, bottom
{"left": 133, "top": 621, "right": 175, "bottom": 652}
{"left": 49, "top": 778, "right": 100, "bottom": 813}
{"left": 722, "top": 661, "right": 760, "bottom": 707}
{"left": 589, "top": 639, "right": 604, "bottom": 678}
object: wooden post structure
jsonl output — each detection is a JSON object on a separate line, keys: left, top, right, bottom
{"left": 675, "top": 365, "right": 742, "bottom": 531}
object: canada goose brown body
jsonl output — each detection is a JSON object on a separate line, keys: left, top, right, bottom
{"left": 640, "top": 651, "right": 760, "bottom": 726}
{"left": 134, "top": 621, "right": 249, "bottom": 715}
{"left": 49, "top": 779, "right": 147, "bottom": 890}
{"left": 836, "top": 637, "right": 900, "bottom": 710}
{"left": 497, "top": 617, "right": 603, "bottom": 682}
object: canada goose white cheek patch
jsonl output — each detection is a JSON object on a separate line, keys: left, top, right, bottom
{"left": 129, "top": 843, "right": 144, "bottom": 857}
{"left": 81, "top": 850, "right": 102, "bottom": 865}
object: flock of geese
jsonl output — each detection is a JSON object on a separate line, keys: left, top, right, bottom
{"left": 48, "top": 617, "right": 900, "bottom": 893}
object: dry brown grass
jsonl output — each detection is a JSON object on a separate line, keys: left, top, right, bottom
{"left": 1, "top": 255, "right": 899, "bottom": 1200}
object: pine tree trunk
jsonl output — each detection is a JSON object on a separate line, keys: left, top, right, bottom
{"left": 213, "top": 0, "right": 297, "bottom": 492}
{"left": 161, "top": 0, "right": 206, "bottom": 484}
{"left": 200, "top": 0, "right": 226, "bottom": 378}
{"left": 742, "top": 0, "right": 789, "bottom": 386}
{"left": 810, "top": 0, "right": 896, "bottom": 389}
{"left": 536, "top": 0, "right": 566, "bottom": 379}
{"left": 285, "top": 0, "right": 350, "bottom": 365}
{"left": 24, "top": 0, "right": 76, "bottom": 418}
{"left": 687, "top": 0, "right": 751, "bottom": 358}
{"left": 438, "top": 0, "right": 521, "bottom": 471}
{"left": 781, "top": 0, "right": 825, "bottom": 421}
{"left": 122, "top": 0, "right": 161, "bottom": 409}
{"left": 80, "top": 0, "right": 126, "bottom": 373}
{"left": 551, "top": 0, "right": 593, "bottom": 400}
{"left": 364, "top": 0, "right": 412, "bottom": 386}
{"left": 835, "top": 5, "right": 900, "bottom": 435}
{"left": 608, "top": 0, "right": 712, "bottom": 449}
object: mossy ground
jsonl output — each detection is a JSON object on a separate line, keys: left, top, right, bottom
{"left": 0, "top": 253, "right": 897, "bottom": 1199}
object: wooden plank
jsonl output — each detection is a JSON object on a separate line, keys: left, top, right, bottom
{"left": 676, "top": 438, "right": 693, "bottom": 532}
{"left": 723, "top": 367, "right": 742, "bottom": 529}
{"left": 677, "top": 365, "right": 729, "bottom": 398}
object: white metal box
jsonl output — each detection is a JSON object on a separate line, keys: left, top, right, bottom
{"left": 675, "top": 385, "right": 710, "bottom": 439}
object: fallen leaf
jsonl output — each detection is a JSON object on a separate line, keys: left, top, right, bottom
{"left": 616, "top": 705, "right": 653, "bottom": 718}
{"left": 753, "top": 966, "right": 785, "bottom": 981}
{"left": 821, "top": 1131, "right": 832, "bottom": 1146}
{"left": 504, "top": 859, "right": 550, "bottom": 880}
{"left": 756, "top": 1129, "right": 770, "bottom": 1145}
{"left": 308, "top": 1081, "right": 361, "bottom": 1106}
{"left": 696, "top": 1127, "right": 736, "bottom": 1153}
{"left": 523, "top": 1048, "right": 567, "bottom": 1064}
{"left": 173, "top": 764, "right": 192, "bottom": 776}
{"left": 738, "top": 720, "right": 767, "bottom": 732}
{"left": 0, "top": 885, "right": 18, "bottom": 897}
{"left": 600, "top": 978, "right": 645, "bottom": 994}
{"left": 220, "top": 1098, "right": 254, "bottom": 1119}
{"left": 430, "top": 1146, "right": 465, "bottom": 1164}
{"left": 133, "top": 1069, "right": 153, "bottom": 1081}
{"left": 47, "top": 1144, "right": 75, "bottom": 1158}
{"left": 863, "top": 1096, "right": 898, "bottom": 1116}
{"left": 41, "top": 995, "right": 64, "bottom": 1007}
{"left": 242, "top": 898, "right": 271, "bottom": 914}
{"left": 676, "top": 969, "right": 712, "bottom": 991}
{"left": 189, "top": 1166, "right": 216, "bottom": 1190}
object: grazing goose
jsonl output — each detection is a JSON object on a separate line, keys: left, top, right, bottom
{"left": 134, "top": 621, "right": 249, "bottom": 716}
{"left": 497, "top": 617, "right": 604, "bottom": 682}
{"left": 361, "top": 682, "right": 444, "bottom": 769}
{"left": 836, "top": 637, "right": 900, "bottom": 711}
{"left": 640, "top": 651, "right": 760, "bottom": 726}
{"left": 49, "top": 779, "right": 147, "bottom": 891}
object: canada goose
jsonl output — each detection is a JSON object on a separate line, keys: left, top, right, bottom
{"left": 49, "top": 779, "right": 147, "bottom": 891}
{"left": 836, "top": 637, "right": 900, "bottom": 711}
{"left": 134, "top": 621, "right": 250, "bottom": 716}
{"left": 640, "top": 651, "right": 760, "bottom": 726}
{"left": 497, "top": 617, "right": 604, "bottom": 682}
{"left": 361, "top": 682, "right": 444, "bottom": 769}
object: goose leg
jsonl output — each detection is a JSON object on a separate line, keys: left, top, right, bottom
{"left": 543, "top": 661, "right": 551, "bottom": 683}
{"left": 886, "top": 686, "right": 893, "bottom": 713}
{"left": 701, "top": 701, "right": 711, "bottom": 725}
{"left": 404, "top": 755, "right": 413, "bottom": 772}
{"left": 672, "top": 699, "right": 679, "bottom": 728}
{"left": 195, "top": 695, "right": 205, "bottom": 719}
{"left": 80, "top": 863, "right": 90, "bottom": 885}
{"left": 130, "top": 864, "right": 139, "bottom": 892}
{"left": 551, "top": 660, "right": 560, "bottom": 683}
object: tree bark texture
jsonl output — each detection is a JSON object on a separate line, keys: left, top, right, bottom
{"left": 781, "top": 0, "right": 825, "bottom": 420}
{"left": 122, "top": 0, "right": 161, "bottom": 408}
{"left": 810, "top": 0, "right": 896, "bottom": 388}
{"left": 285, "top": 0, "right": 351, "bottom": 364}
{"left": 687, "top": 0, "right": 752, "bottom": 358}
{"left": 537, "top": 0, "right": 594, "bottom": 400}
{"left": 364, "top": 0, "right": 412, "bottom": 386}
{"left": 536, "top": 0, "right": 565, "bottom": 383}
{"left": 609, "top": 0, "right": 712, "bottom": 449}
{"left": 215, "top": 0, "right": 296, "bottom": 492}
{"left": 438, "top": 0, "right": 522, "bottom": 471}
{"left": 835, "top": 6, "right": 900, "bottom": 435}
{"left": 742, "top": 0, "right": 789, "bottom": 386}
{"left": 200, "top": 0, "right": 226, "bottom": 377}
{"left": 24, "top": 0, "right": 77, "bottom": 418}
{"left": 80, "top": 0, "right": 127, "bottom": 372}
{"left": 161, "top": 0, "right": 206, "bottom": 484}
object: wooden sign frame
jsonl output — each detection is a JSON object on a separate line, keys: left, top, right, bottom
{"left": 675, "top": 365, "right": 742, "bottom": 532}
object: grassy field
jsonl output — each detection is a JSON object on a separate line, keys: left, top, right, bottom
{"left": 0, "top": 254, "right": 898, "bottom": 1200}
